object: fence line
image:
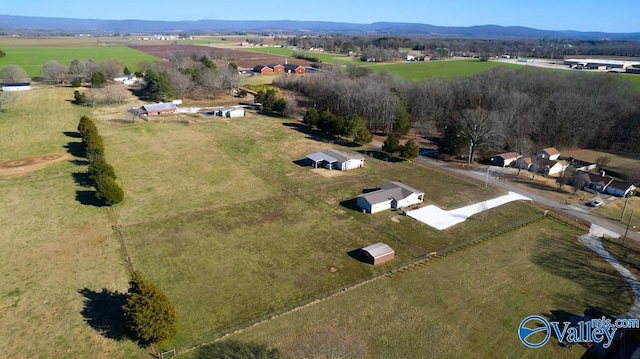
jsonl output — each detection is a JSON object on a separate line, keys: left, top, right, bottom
{"left": 107, "top": 207, "right": 134, "bottom": 274}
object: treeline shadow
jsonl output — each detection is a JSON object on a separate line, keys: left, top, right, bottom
{"left": 75, "top": 190, "right": 103, "bottom": 207}
{"left": 78, "top": 288, "right": 131, "bottom": 341}
{"left": 356, "top": 149, "right": 404, "bottom": 163}
{"left": 282, "top": 122, "right": 359, "bottom": 147}
{"left": 64, "top": 141, "right": 86, "bottom": 158}
{"left": 531, "top": 235, "right": 634, "bottom": 312}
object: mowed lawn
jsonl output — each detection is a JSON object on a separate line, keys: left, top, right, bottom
{"left": 227, "top": 218, "right": 633, "bottom": 359}
{"left": 360, "top": 59, "right": 524, "bottom": 80}
{"left": 0, "top": 46, "right": 158, "bottom": 77}
{"left": 0, "top": 88, "right": 145, "bottom": 358}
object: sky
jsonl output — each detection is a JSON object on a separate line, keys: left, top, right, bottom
{"left": 3, "top": 0, "right": 638, "bottom": 33}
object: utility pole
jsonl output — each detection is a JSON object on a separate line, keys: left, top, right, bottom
{"left": 623, "top": 210, "right": 635, "bottom": 245}
{"left": 485, "top": 166, "right": 490, "bottom": 188}
{"left": 620, "top": 195, "right": 631, "bottom": 221}
{"left": 468, "top": 140, "right": 473, "bottom": 167}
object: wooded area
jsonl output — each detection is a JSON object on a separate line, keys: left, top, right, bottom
{"left": 275, "top": 66, "right": 640, "bottom": 158}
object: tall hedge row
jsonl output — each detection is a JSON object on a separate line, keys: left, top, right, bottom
{"left": 77, "top": 116, "right": 124, "bottom": 206}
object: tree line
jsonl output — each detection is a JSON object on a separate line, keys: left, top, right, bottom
{"left": 288, "top": 35, "right": 640, "bottom": 59}
{"left": 275, "top": 66, "right": 640, "bottom": 160}
{"left": 77, "top": 116, "right": 124, "bottom": 206}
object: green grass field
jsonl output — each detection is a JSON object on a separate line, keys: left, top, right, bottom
{"left": 1, "top": 86, "right": 636, "bottom": 358}
{"left": 0, "top": 87, "right": 146, "bottom": 358}
{"left": 227, "top": 218, "right": 633, "bottom": 358}
{"left": 0, "top": 45, "right": 158, "bottom": 77}
{"left": 359, "top": 59, "right": 524, "bottom": 81}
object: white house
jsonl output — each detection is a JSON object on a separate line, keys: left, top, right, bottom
{"left": 536, "top": 147, "right": 561, "bottom": 160}
{"left": 113, "top": 75, "right": 137, "bottom": 85}
{"left": 2, "top": 82, "right": 31, "bottom": 91}
{"left": 305, "top": 149, "right": 364, "bottom": 171}
{"left": 533, "top": 158, "right": 569, "bottom": 176}
{"left": 224, "top": 108, "right": 245, "bottom": 118}
{"left": 492, "top": 152, "right": 521, "bottom": 167}
{"left": 356, "top": 181, "right": 424, "bottom": 214}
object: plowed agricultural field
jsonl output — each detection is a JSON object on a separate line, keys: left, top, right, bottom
{"left": 129, "top": 44, "right": 313, "bottom": 68}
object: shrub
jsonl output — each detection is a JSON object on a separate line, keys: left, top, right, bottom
{"left": 88, "top": 156, "right": 116, "bottom": 181}
{"left": 71, "top": 79, "right": 82, "bottom": 88}
{"left": 95, "top": 175, "right": 124, "bottom": 205}
{"left": 83, "top": 132, "right": 105, "bottom": 159}
{"left": 77, "top": 115, "right": 97, "bottom": 138}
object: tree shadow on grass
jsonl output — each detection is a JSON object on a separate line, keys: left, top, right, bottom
{"left": 76, "top": 190, "right": 103, "bottom": 207}
{"left": 356, "top": 149, "right": 404, "bottom": 163}
{"left": 64, "top": 141, "right": 86, "bottom": 158}
{"left": 72, "top": 171, "right": 93, "bottom": 187}
{"left": 79, "top": 288, "right": 130, "bottom": 341}
{"left": 63, "top": 131, "right": 82, "bottom": 138}
{"left": 531, "top": 235, "right": 634, "bottom": 314}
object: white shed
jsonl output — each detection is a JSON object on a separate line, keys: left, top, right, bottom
{"left": 2, "top": 82, "right": 31, "bottom": 91}
{"left": 225, "top": 108, "right": 245, "bottom": 118}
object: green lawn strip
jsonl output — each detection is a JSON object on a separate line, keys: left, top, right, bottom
{"left": 0, "top": 46, "right": 158, "bottom": 77}
{"left": 358, "top": 59, "right": 523, "bottom": 80}
{"left": 227, "top": 218, "right": 633, "bottom": 358}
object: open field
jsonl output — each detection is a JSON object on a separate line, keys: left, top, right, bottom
{"left": 227, "top": 218, "right": 633, "bottom": 358}
{"left": 3, "top": 86, "right": 638, "bottom": 358}
{"left": 0, "top": 87, "right": 146, "bottom": 358}
{"left": 359, "top": 59, "right": 524, "bottom": 80}
{"left": 0, "top": 46, "right": 158, "bottom": 77}
{"left": 129, "top": 44, "right": 315, "bottom": 69}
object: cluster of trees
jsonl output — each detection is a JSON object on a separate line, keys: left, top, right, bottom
{"left": 0, "top": 49, "right": 5, "bottom": 58}
{"left": 292, "top": 51, "right": 320, "bottom": 63}
{"left": 302, "top": 107, "right": 372, "bottom": 144}
{"left": 140, "top": 51, "right": 240, "bottom": 100}
{"left": 255, "top": 88, "right": 288, "bottom": 114}
{"left": 122, "top": 271, "right": 177, "bottom": 352}
{"left": 41, "top": 58, "right": 127, "bottom": 84}
{"left": 289, "top": 35, "right": 640, "bottom": 59}
{"left": 382, "top": 136, "right": 419, "bottom": 161}
{"left": 77, "top": 116, "right": 124, "bottom": 205}
{"left": 74, "top": 86, "right": 127, "bottom": 106}
{"left": 275, "top": 65, "right": 640, "bottom": 159}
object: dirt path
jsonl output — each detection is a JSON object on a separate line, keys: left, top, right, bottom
{"left": 0, "top": 153, "right": 70, "bottom": 177}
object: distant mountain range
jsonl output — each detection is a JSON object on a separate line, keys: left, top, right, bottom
{"left": 1, "top": 14, "right": 639, "bottom": 39}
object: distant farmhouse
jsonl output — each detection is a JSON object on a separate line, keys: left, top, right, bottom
{"left": 133, "top": 102, "right": 177, "bottom": 116}
{"left": 253, "top": 63, "right": 306, "bottom": 75}
{"left": 113, "top": 74, "right": 137, "bottom": 85}
{"left": 305, "top": 149, "right": 364, "bottom": 171}
{"left": 2, "top": 82, "right": 31, "bottom": 91}
{"left": 253, "top": 65, "right": 274, "bottom": 74}
{"left": 356, "top": 181, "right": 424, "bottom": 214}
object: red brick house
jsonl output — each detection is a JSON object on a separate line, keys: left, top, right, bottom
{"left": 268, "top": 64, "right": 285, "bottom": 73}
{"left": 253, "top": 65, "right": 273, "bottom": 74}
{"left": 284, "top": 64, "right": 306, "bottom": 74}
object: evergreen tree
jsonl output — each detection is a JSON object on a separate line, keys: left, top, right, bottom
{"left": 400, "top": 139, "right": 419, "bottom": 161}
{"left": 88, "top": 155, "right": 117, "bottom": 181}
{"left": 123, "top": 67, "right": 131, "bottom": 75}
{"left": 302, "top": 107, "right": 319, "bottom": 127}
{"left": 95, "top": 175, "right": 124, "bottom": 205}
{"left": 382, "top": 135, "right": 401, "bottom": 155}
{"left": 122, "top": 271, "right": 177, "bottom": 349}
{"left": 438, "top": 123, "right": 468, "bottom": 156}
{"left": 144, "top": 70, "right": 176, "bottom": 102}
{"left": 91, "top": 71, "right": 107, "bottom": 87}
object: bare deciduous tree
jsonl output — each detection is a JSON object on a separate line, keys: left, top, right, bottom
{"left": 42, "top": 60, "right": 68, "bottom": 83}
{"left": 0, "top": 92, "right": 16, "bottom": 114}
{"left": 459, "top": 108, "right": 495, "bottom": 164}
{"left": 1, "top": 64, "right": 28, "bottom": 83}
{"left": 100, "top": 58, "right": 125, "bottom": 80}
{"left": 165, "top": 68, "right": 194, "bottom": 99}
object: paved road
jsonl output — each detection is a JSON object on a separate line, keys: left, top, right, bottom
{"left": 368, "top": 140, "right": 639, "bottom": 242}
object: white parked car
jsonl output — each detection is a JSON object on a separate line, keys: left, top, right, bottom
{"left": 588, "top": 199, "right": 604, "bottom": 207}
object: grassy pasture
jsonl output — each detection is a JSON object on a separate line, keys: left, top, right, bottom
{"left": 228, "top": 218, "right": 633, "bottom": 358}
{"left": 0, "top": 45, "right": 158, "bottom": 77}
{"left": 360, "top": 59, "right": 524, "bottom": 80}
{"left": 2, "top": 86, "right": 636, "bottom": 358}
{"left": 0, "top": 87, "right": 145, "bottom": 358}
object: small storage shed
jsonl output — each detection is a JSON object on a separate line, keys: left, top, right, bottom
{"left": 361, "top": 243, "right": 395, "bottom": 265}
{"left": 224, "top": 108, "right": 245, "bottom": 118}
